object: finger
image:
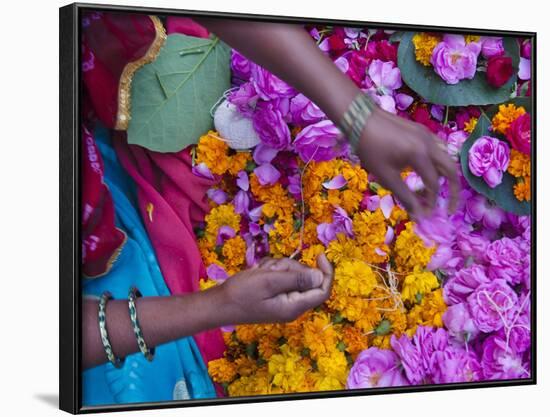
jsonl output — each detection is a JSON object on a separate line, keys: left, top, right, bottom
{"left": 431, "top": 148, "right": 460, "bottom": 212}
{"left": 263, "top": 269, "right": 324, "bottom": 297}
{"left": 377, "top": 168, "right": 424, "bottom": 220}
{"left": 283, "top": 275, "right": 333, "bottom": 311}
{"left": 268, "top": 257, "right": 312, "bottom": 273}
{"left": 258, "top": 257, "right": 278, "bottom": 269}
{"left": 411, "top": 151, "right": 440, "bottom": 213}
{"left": 316, "top": 253, "right": 333, "bottom": 280}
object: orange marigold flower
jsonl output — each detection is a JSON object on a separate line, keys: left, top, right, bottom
{"left": 208, "top": 358, "right": 237, "bottom": 383}
{"left": 491, "top": 104, "right": 526, "bottom": 135}
{"left": 412, "top": 33, "right": 441, "bottom": 66}
{"left": 195, "top": 131, "right": 230, "bottom": 175}
{"left": 223, "top": 236, "right": 246, "bottom": 270}
{"left": 342, "top": 325, "right": 369, "bottom": 358}
{"left": 508, "top": 149, "right": 531, "bottom": 178}
{"left": 513, "top": 177, "right": 531, "bottom": 202}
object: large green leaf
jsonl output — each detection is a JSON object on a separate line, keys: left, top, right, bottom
{"left": 128, "top": 34, "right": 231, "bottom": 152}
{"left": 460, "top": 97, "right": 531, "bottom": 216}
{"left": 398, "top": 32, "right": 519, "bottom": 106}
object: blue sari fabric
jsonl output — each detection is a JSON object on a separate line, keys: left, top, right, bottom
{"left": 81, "top": 125, "right": 216, "bottom": 406}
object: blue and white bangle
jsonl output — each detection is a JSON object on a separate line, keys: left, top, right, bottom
{"left": 128, "top": 286, "right": 155, "bottom": 362}
{"left": 98, "top": 291, "right": 124, "bottom": 368}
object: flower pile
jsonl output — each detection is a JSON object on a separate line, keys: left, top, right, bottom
{"left": 192, "top": 26, "right": 532, "bottom": 396}
{"left": 412, "top": 33, "right": 531, "bottom": 89}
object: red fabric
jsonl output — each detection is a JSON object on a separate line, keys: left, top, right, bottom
{"left": 166, "top": 16, "right": 209, "bottom": 38}
{"left": 81, "top": 11, "right": 158, "bottom": 129}
{"left": 81, "top": 125, "right": 126, "bottom": 277}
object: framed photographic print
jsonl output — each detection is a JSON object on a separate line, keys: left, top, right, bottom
{"left": 59, "top": 2, "right": 536, "bottom": 413}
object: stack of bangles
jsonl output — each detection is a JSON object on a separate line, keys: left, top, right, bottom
{"left": 98, "top": 286, "right": 155, "bottom": 368}
{"left": 338, "top": 91, "right": 377, "bottom": 151}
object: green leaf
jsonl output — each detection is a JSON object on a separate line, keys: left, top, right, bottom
{"left": 459, "top": 97, "right": 531, "bottom": 215}
{"left": 128, "top": 34, "right": 231, "bottom": 152}
{"left": 397, "top": 32, "right": 519, "bottom": 106}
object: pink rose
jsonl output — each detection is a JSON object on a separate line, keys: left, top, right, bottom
{"left": 468, "top": 136, "right": 510, "bottom": 188}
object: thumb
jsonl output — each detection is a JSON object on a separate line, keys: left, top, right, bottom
{"left": 263, "top": 269, "right": 323, "bottom": 296}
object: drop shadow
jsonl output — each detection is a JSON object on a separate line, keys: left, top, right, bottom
{"left": 34, "top": 393, "right": 59, "bottom": 409}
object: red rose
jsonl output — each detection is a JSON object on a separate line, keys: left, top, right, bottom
{"left": 486, "top": 55, "right": 514, "bottom": 87}
{"left": 412, "top": 106, "right": 441, "bottom": 133}
{"left": 327, "top": 34, "right": 346, "bottom": 53}
{"left": 506, "top": 113, "right": 531, "bottom": 154}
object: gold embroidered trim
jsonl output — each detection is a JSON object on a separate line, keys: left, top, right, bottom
{"left": 114, "top": 15, "right": 167, "bottom": 131}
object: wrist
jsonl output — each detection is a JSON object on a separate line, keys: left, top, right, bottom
{"left": 203, "top": 282, "right": 242, "bottom": 328}
{"left": 338, "top": 91, "right": 377, "bottom": 152}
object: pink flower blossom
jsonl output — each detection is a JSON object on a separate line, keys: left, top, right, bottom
{"left": 468, "top": 136, "right": 510, "bottom": 188}
{"left": 289, "top": 93, "right": 325, "bottom": 126}
{"left": 481, "top": 335, "right": 529, "bottom": 380}
{"left": 347, "top": 348, "right": 408, "bottom": 389}
{"left": 294, "top": 120, "right": 348, "bottom": 162}
{"left": 467, "top": 279, "right": 518, "bottom": 333}
{"left": 431, "top": 35, "right": 481, "bottom": 85}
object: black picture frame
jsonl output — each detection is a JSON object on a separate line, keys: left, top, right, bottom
{"left": 59, "top": 2, "right": 537, "bottom": 414}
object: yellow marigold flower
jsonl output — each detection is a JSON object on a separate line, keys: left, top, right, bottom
{"left": 508, "top": 149, "right": 531, "bottom": 178}
{"left": 464, "top": 116, "right": 478, "bottom": 133}
{"left": 465, "top": 34, "right": 480, "bottom": 43}
{"left": 407, "top": 288, "right": 447, "bottom": 335}
{"left": 268, "top": 344, "right": 308, "bottom": 392}
{"left": 222, "top": 236, "right": 246, "bottom": 270}
{"left": 326, "top": 233, "right": 363, "bottom": 265}
{"left": 353, "top": 210, "right": 389, "bottom": 264}
{"left": 513, "top": 177, "right": 531, "bottom": 202}
{"left": 227, "top": 369, "right": 271, "bottom": 396}
{"left": 412, "top": 33, "right": 441, "bottom": 66}
{"left": 315, "top": 350, "right": 349, "bottom": 390}
{"left": 208, "top": 357, "right": 237, "bottom": 383}
{"left": 491, "top": 104, "right": 526, "bottom": 135}
{"left": 234, "top": 356, "right": 258, "bottom": 377}
{"left": 195, "top": 131, "right": 230, "bottom": 175}
{"left": 205, "top": 204, "right": 241, "bottom": 240}
{"left": 393, "top": 222, "right": 435, "bottom": 273}
{"left": 401, "top": 271, "right": 439, "bottom": 303}
{"left": 334, "top": 260, "right": 378, "bottom": 298}
{"left": 389, "top": 205, "right": 409, "bottom": 226}
{"left": 199, "top": 278, "right": 218, "bottom": 291}
{"left": 339, "top": 189, "right": 363, "bottom": 213}
{"left": 341, "top": 163, "right": 368, "bottom": 192}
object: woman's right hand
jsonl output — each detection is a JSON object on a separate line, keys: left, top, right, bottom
{"left": 213, "top": 254, "right": 334, "bottom": 324}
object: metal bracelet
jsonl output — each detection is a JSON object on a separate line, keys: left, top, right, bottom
{"left": 98, "top": 291, "right": 124, "bottom": 368}
{"left": 338, "top": 92, "right": 376, "bottom": 151}
{"left": 128, "top": 286, "right": 155, "bottom": 362}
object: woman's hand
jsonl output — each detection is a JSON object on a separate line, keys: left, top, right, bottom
{"left": 214, "top": 254, "right": 334, "bottom": 324}
{"left": 358, "top": 107, "right": 459, "bottom": 219}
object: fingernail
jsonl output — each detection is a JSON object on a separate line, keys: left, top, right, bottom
{"left": 312, "top": 270, "right": 323, "bottom": 287}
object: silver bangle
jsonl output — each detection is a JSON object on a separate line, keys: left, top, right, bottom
{"left": 338, "top": 92, "right": 376, "bottom": 151}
